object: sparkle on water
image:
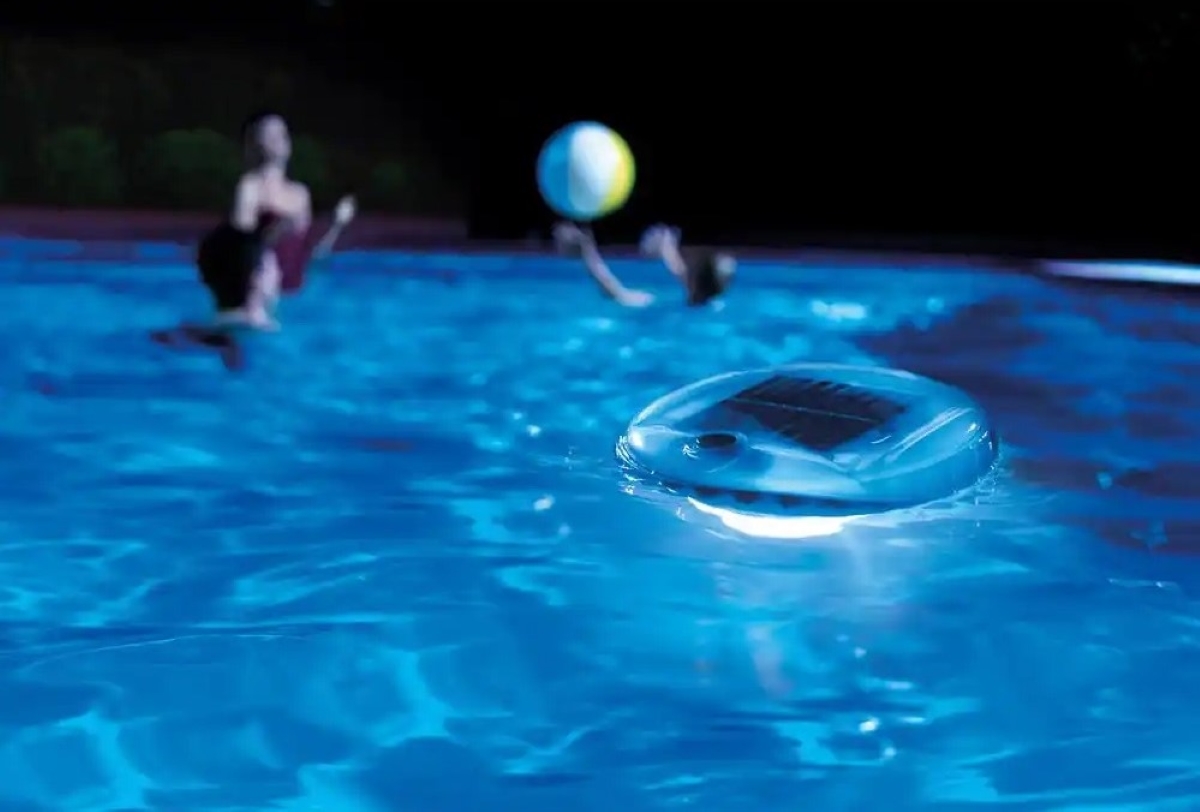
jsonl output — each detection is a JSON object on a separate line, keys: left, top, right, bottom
{"left": 1, "top": 240, "right": 1199, "bottom": 811}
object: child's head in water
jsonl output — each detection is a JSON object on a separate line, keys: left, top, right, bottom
{"left": 197, "top": 221, "right": 279, "bottom": 330}
{"left": 640, "top": 224, "right": 736, "bottom": 306}
{"left": 241, "top": 110, "right": 292, "bottom": 168}
{"left": 688, "top": 252, "right": 736, "bottom": 306}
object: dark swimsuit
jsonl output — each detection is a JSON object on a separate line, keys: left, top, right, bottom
{"left": 268, "top": 213, "right": 314, "bottom": 293}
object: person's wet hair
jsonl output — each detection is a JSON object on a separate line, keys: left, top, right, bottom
{"left": 685, "top": 250, "right": 735, "bottom": 306}
{"left": 240, "top": 109, "right": 284, "bottom": 144}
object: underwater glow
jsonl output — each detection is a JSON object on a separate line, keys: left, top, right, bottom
{"left": 687, "top": 497, "right": 864, "bottom": 539}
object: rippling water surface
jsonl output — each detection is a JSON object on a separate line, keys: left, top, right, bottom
{"left": 1, "top": 243, "right": 1198, "bottom": 811}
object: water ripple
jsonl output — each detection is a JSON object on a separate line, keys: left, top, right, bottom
{"left": 0, "top": 249, "right": 1197, "bottom": 809}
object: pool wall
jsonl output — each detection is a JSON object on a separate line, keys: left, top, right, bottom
{"left": 2, "top": 206, "right": 1191, "bottom": 270}
{"left": 0, "top": 207, "right": 464, "bottom": 247}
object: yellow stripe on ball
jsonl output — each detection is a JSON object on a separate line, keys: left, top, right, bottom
{"left": 600, "top": 131, "right": 635, "bottom": 213}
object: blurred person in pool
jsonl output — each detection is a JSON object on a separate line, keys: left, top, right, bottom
{"left": 197, "top": 110, "right": 357, "bottom": 330}
{"left": 154, "top": 112, "right": 356, "bottom": 368}
{"left": 553, "top": 221, "right": 736, "bottom": 308}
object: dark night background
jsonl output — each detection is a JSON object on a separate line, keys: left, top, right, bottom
{"left": 2, "top": 1, "right": 1196, "bottom": 257}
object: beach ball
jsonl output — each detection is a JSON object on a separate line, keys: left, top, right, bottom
{"left": 536, "top": 121, "right": 636, "bottom": 222}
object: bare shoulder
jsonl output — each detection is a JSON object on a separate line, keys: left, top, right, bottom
{"left": 234, "top": 172, "right": 262, "bottom": 199}
{"left": 238, "top": 170, "right": 265, "bottom": 188}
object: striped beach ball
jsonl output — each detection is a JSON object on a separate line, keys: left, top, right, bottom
{"left": 536, "top": 121, "right": 636, "bottom": 222}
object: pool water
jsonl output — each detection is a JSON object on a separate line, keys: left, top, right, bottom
{"left": 1, "top": 241, "right": 1198, "bottom": 811}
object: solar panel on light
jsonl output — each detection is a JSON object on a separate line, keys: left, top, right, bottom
{"left": 714, "top": 376, "right": 908, "bottom": 451}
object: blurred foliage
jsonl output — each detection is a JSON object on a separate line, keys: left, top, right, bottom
{"left": 37, "top": 126, "right": 123, "bottom": 206}
{"left": 1127, "top": 8, "right": 1198, "bottom": 87}
{"left": 136, "top": 129, "right": 242, "bottom": 210}
{"left": 361, "top": 157, "right": 461, "bottom": 214}
{"left": 289, "top": 135, "right": 332, "bottom": 207}
{"left": 0, "top": 35, "right": 461, "bottom": 214}
{"left": 363, "top": 160, "right": 407, "bottom": 211}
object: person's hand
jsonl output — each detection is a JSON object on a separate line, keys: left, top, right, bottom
{"left": 334, "top": 195, "right": 357, "bottom": 226}
{"left": 552, "top": 221, "right": 594, "bottom": 252}
{"left": 616, "top": 288, "right": 655, "bottom": 308}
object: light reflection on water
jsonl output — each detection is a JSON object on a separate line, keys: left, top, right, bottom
{"left": 0, "top": 246, "right": 1197, "bottom": 810}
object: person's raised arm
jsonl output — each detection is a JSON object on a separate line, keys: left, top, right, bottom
{"left": 639, "top": 224, "right": 686, "bottom": 278}
{"left": 311, "top": 195, "right": 356, "bottom": 260}
{"left": 553, "top": 222, "right": 653, "bottom": 307}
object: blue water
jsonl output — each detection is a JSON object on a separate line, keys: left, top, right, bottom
{"left": 1, "top": 240, "right": 1198, "bottom": 811}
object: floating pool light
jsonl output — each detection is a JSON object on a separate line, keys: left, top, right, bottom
{"left": 617, "top": 364, "right": 999, "bottom": 532}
